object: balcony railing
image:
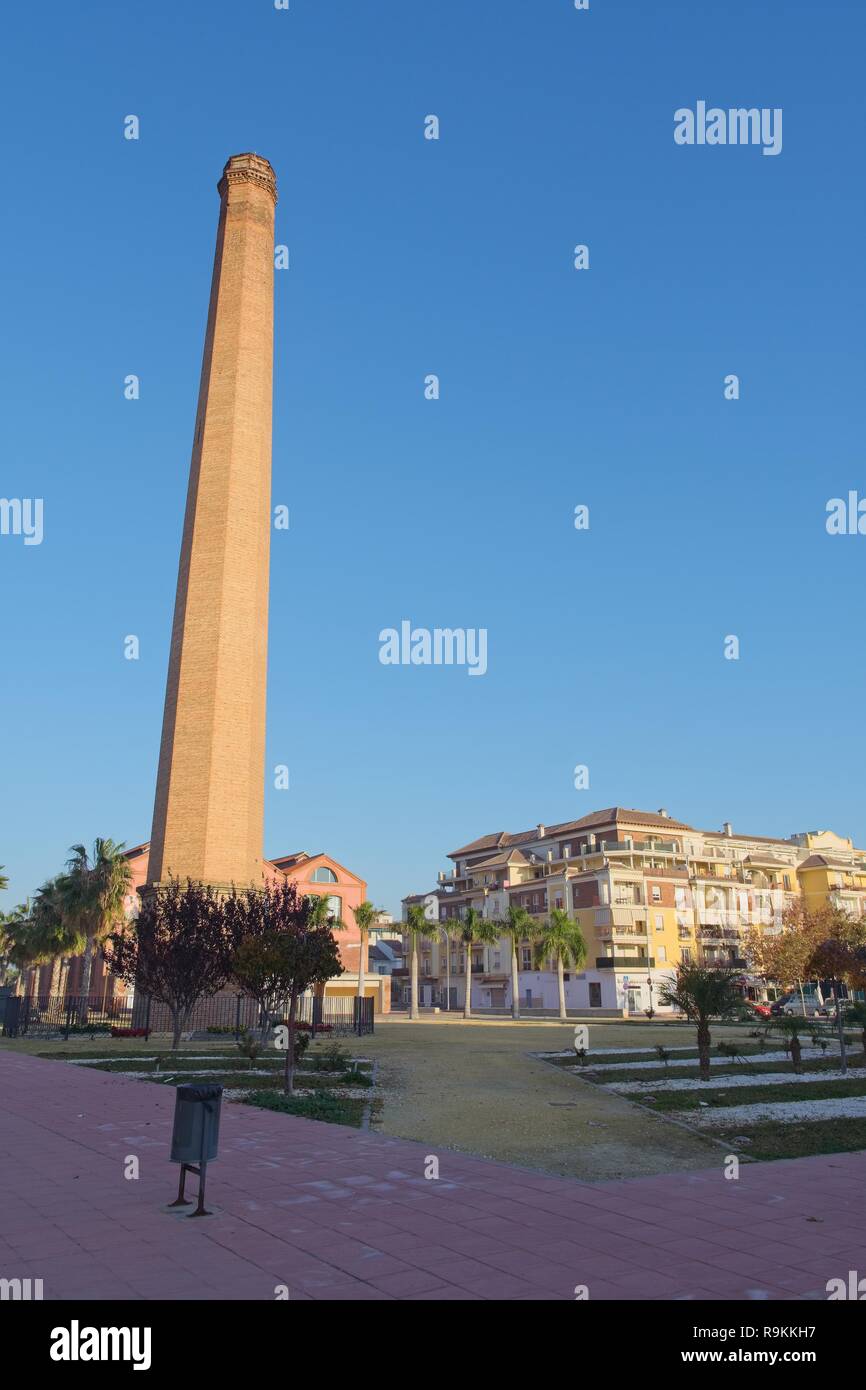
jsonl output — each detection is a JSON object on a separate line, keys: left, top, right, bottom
{"left": 596, "top": 956, "right": 655, "bottom": 970}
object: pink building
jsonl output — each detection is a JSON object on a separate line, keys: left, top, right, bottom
{"left": 31, "top": 843, "right": 390, "bottom": 1014}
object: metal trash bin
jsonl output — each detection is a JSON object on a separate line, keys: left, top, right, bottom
{"left": 171, "top": 1084, "right": 223, "bottom": 1164}
{"left": 168, "top": 1084, "right": 223, "bottom": 1216}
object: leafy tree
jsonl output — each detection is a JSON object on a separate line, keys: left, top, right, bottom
{"left": 230, "top": 884, "right": 343, "bottom": 1094}
{"left": 534, "top": 908, "right": 587, "bottom": 1021}
{"left": 806, "top": 936, "right": 866, "bottom": 1076}
{"left": 58, "top": 840, "right": 132, "bottom": 997}
{"left": 495, "top": 903, "right": 535, "bottom": 1020}
{"left": 404, "top": 904, "right": 437, "bottom": 1020}
{"left": 745, "top": 901, "right": 866, "bottom": 1008}
{"left": 806, "top": 937, "right": 866, "bottom": 994}
{"left": 104, "top": 879, "right": 234, "bottom": 1047}
{"left": 840, "top": 1000, "right": 866, "bottom": 1059}
{"left": 657, "top": 964, "right": 745, "bottom": 1080}
{"left": 453, "top": 907, "right": 499, "bottom": 1019}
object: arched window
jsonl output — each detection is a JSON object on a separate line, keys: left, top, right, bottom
{"left": 327, "top": 895, "right": 343, "bottom": 921}
{"left": 311, "top": 866, "right": 337, "bottom": 883}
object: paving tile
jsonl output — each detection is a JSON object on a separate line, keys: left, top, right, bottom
{"left": 2, "top": 1050, "right": 865, "bottom": 1303}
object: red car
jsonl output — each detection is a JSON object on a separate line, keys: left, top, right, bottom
{"left": 747, "top": 1002, "right": 772, "bottom": 1019}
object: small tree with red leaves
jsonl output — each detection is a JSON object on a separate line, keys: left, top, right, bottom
{"left": 228, "top": 882, "right": 344, "bottom": 1094}
{"left": 103, "top": 879, "right": 235, "bottom": 1048}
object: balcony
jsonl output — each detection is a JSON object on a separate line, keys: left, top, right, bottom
{"left": 595, "top": 905, "right": 648, "bottom": 929}
{"left": 596, "top": 956, "right": 655, "bottom": 970}
{"left": 600, "top": 840, "right": 679, "bottom": 856}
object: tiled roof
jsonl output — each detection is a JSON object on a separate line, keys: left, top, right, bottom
{"left": 798, "top": 854, "right": 865, "bottom": 872}
{"left": 449, "top": 807, "right": 693, "bottom": 858}
{"left": 703, "top": 830, "right": 792, "bottom": 846}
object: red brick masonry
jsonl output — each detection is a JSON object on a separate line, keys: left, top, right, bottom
{"left": 1, "top": 1052, "right": 864, "bottom": 1301}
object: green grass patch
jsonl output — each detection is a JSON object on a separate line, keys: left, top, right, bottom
{"left": 715, "top": 1117, "right": 866, "bottom": 1162}
{"left": 240, "top": 1089, "right": 371, "bottom": 1127}
{"left": 41, "top": 1050, "right": 371, "bottom": 1074}
{"left": 583, "top": 1055, "right": 864, "bottom": 1085}
{"left": 548, "top": 1043, "right": 781, "bottom": 1068}
{"left": 639, "top": 1077, "right": 866, "bottom": 1112}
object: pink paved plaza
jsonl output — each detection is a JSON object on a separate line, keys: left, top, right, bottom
{"left": 1, "top": 1052, "right": 864, "bottom": 1301}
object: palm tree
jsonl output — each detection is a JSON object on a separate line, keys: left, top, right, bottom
{"left": 657, "top": 963, "right": 744, "bottom": 1080}
{"left": 0, "top": 902, "right": 33, "bottom": 991}
{"left": 496, "top": 903, "right": 535, "bottom": 1020}
{"left": 454, "top": 907, "right": 499, "bottom": 1019}
{"left": 29, "top": 878, "right": 86, "bottom": 995}
{"left": 307, "top": 892, "right": 345, "bottom": 932}
{"left": 352, "top": 900, "right": 384, "bottom": 1003}
{"left": 405, "top": 904, "right": 437, "bottom": 1019}
{"left": 769, "top": 1015, "right": 815, "bottom": 1074}
{"left": 304, "top": 892, "right": 346, "bottom": 1018}
{"left": 0, "top": 866, "right": 8, "bottom": 894}
{"left": 57, "top": 840, "right": 132, "bottom": 999}
{"left": 534, "top": 908, "right": 587, "bottom": 1021}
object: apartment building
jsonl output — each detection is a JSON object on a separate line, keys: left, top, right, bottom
{"left": 400, "top": 808, "right": 866, "bottom": 1015}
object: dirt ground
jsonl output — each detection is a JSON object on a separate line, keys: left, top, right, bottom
{"left": 361, "top": 1017, "right": 735, "bottom": 1180}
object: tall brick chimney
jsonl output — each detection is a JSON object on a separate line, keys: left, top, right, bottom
{"left": 147, "top": 154, "right": 277, "bottom": 891}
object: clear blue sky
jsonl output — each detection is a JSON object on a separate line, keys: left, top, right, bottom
{"left": 2, "top": 0, "right": 864, "bottom": 915}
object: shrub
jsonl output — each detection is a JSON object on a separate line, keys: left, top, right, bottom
{"left": 236, "top": 1030, "right": 264, "bottom": 1068}
{"left": 313, "top": 1041, "right": 350, "bottom": 1073}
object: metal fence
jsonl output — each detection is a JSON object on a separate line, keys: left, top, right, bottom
{"left": 1, "top": 991, "right": 374, "bottom": 1040}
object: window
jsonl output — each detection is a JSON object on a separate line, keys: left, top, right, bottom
{"left": 311, "top": 866, "right": 337, "bottom": 884}
{"left": 658, "top": 945, "right": 667, "bottom": 962}
{"left": 492, "top": 952, "right": 501, "bottom": 970}
{"left": 651, "top": 885, "right": 661, "bottom": 904}
{"left": 521, "top": 947, "right": 532, "bottom": 970}
{"left": 589, "top": 982, "right": 602, "bottom": 1008}
{"left": 655, "top": 914, "right": 664, "bottom": 932}
{"left": 327, "top": 895, "right": 342, "bottom": 920}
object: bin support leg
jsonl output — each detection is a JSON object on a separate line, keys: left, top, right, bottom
{"left": 168, "top": 1162, "right": 212, "bottom": 1216}
{"left": 168, "top": 1164, "right": 193, "bottom": 1207}
{"left": 190, "top": 1160, "right": 210, "bottom": 1217}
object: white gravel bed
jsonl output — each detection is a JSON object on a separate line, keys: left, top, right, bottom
{"left": 222, "top": 1086, "right": 373, "bottom": 1103}
{"left": 689, "top": 1096, "right": 866, "bottom": 1128}
{"left": 604, "top": 1069, "right": 858, "bottom": 1094}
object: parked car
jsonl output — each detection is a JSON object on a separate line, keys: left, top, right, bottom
{"left": 770, "top": 994, "right": 821, "bottom": 1017}
{"left": 747, "top": 1002, "right": 773, "bottom": 1019}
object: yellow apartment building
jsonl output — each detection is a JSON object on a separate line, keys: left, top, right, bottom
{"left": 400, "top": 808, "right": 866, "bottom": 1015}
